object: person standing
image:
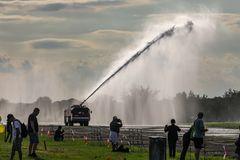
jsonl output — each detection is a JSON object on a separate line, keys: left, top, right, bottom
{"left": 180, "top": 127, "right": 193, "bottom": 160}
{"left": 164, "top": 119, "right": 181, "bottom": 158}
{"left": 109, "top": 116, "right": 122, "bottom": 151}
{"left": 28, "top": 108, "right": 40, "bottom": 158}
{"left": 235, "top": 126, "right": 240, "bottom": 160}
{"left": 8, "top": 114, "right": 22, "bottom": 160}
{"left": 192, "top": 112, "right": 208, "bottom": 160}
{"left": 5, "top": 118, "right": 13, "bottom": 143}
{"left": 235, "top": 135, "right": 240, "bottom": 160}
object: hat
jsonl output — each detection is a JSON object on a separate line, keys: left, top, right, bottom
{"left": 7, "top": 114, "right": 13, "bottom": 121}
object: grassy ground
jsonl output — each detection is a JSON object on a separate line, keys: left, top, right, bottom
{"left": 206, "top": 122, "right": 240, "bottom": 129}
{"left": 0, "top": 134, "right": 146, "bottom": 160}
{"left": 0, "top": 134, "right": 235, "bottom": 160}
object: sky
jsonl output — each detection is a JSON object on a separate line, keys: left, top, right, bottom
{"left": 0, "top": 0, "right": 240, "bottom": 103}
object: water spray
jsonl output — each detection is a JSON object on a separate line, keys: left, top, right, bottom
{"left": 80, "top": 21, "right": 194, "bottom": 106}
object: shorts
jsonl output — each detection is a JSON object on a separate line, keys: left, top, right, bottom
{"left": 12, "top": 138, "right": 22, "bottom": 152}
{"left": 193, "top": 138, "right": 203, "bottom": 149}
{"left": 29, "top": 133, "right": 39, "bottom": 144}
{"left": 109, "top": 131, "right": 119, "bottom": 144}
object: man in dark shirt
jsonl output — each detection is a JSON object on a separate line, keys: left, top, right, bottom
{"left": 28, "top": 108, "right": 40, "bottom": 158}
{"left": 164, "top": 119, "right": 181, "bottom": 158}
{"left": 109, "top": 116, "right": 122, "bottom": 151}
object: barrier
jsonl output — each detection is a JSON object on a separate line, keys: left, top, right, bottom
{"left": 39, "top": 125, "right": 238, "bottom": 158}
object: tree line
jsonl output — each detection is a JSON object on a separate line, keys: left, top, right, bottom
{"left": 0, "top": 88, "right": 240, "bottom": 124}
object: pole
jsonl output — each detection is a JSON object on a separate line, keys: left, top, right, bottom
{"left": 44, "top": 140, "right": 47, "bottom": 151}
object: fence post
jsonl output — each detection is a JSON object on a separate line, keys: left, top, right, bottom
{"left": 44, "top": 140, "right": 47, "bottom": 151}
{"left": 128, "top": 129, "right": 132, "bottom": 146}
{"left": 149, "top": 136, "right": 166, "bottom": 160}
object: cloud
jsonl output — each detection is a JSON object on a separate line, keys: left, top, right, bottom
{"left": 0, "top": 14, "right": 64, "bottom": 23}
{"left": 21, "top": 60, "right": 32, "bottom": 71}
{"left": 90, "top": 29, "right": 135, "bottom": 35}
{"left": 23, "top": 38, "right": 96, "bottom": 50}
{"left": 0, "top": 0, "right": 127, "bottom": 13}
{"left": 81, "top": 29, "right": 137, "bottom": 51}
{"left": 37, "top": 3, "right": 67, "bottom": 12}
{"left": 0, "top": 0, "right": 155, "bottom": 13}
{"left": 23, "top": 29, "right": 136, "bottom": 51}
{"left": 0, "top": 54, "right": 32, "bottom": 73}
{"left": 0, "top": 54, "right": 14, "bottom": 73}
{"left": 217, "top": 13, "right": 240, "bottom": 32}
{"left": 198, "top": 53, "right": 240, "bottom": 96}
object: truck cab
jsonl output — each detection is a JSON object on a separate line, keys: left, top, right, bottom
{"left": 64, "top": 105, "right": 91, "bottom": 126}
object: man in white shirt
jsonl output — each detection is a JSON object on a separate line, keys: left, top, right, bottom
{"left": 7, "top": 114, "right": 22, "bottom": 160}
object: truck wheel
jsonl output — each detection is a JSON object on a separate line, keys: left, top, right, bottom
{"left": 80, "top": 122, "right": 83, "bottom": 126}
{"left": 84, "top": 122, "right": 89, "bottom": 126}
{"left": 65, "top": 122, "right": 68, "bottom": 126}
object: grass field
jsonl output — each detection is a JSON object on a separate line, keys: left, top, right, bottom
{"left": 0, "top": 134, "right": 235, "bottom": 160}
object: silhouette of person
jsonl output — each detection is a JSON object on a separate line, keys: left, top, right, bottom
{"left": 28, "top": 108, "right": 40, "bottom": 158}
{"left": 192, "top": 112, "right": 208, "bottom": 160}
{"left": 109, "top": 116, "right": 122, "bottom": 151}
{"left": 5, "top": 118, "right": 13, "bottom": 143}
{"left": 54, "top": 126, "right": 64, "bottom": 141}
{"left": 235, "top": 126, "right": 240, "bottom": 160}
{"left": 164, "top": 119, "right": 181, "bottom": 158}
{"left": 180, "top": 127, "right": 193, "bottom": 160}
{"left": 8, "top": 114, "right": 23, "bottom": 160}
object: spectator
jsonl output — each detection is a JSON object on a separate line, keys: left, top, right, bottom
{"left": 164, "top": 119, "right": 181, "bottom": 158}
{"left": 109, "top": 116, "right": 122, "bottom": 151}
{"left": 8, "top": 114, "right": 23, "bottom": 160}
{"left": 235, "top": 126, "right": 240, "bottom": 160}
{"left": 28, "top": 108, "right": 40, "bottom": 158}
{"left": 5, "top": 118, "right": 13, "bottom": 143}
{"left": 192, "top": 112, "right": 208, "bottom": 160}
{"left": 54, "top": 126, "right": 64, "bottom": 141}
{"left": 180, "top": 127, "right": 193, "bottom": 160}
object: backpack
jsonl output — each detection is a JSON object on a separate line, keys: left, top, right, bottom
{"left": 235, "top": 137, "right": 240, "bottom": 147}
{"left": 14, "top": 120, "right": 28, "bottom": 138}
{"left": 190, "top": 124, "right": 195, "bottom": 140}
{"left": 20, "top": 123, "right": 28, "bottom": 138}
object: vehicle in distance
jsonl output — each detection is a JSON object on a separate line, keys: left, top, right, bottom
{"left": 64, "top": 105, "right": 91, "bottom": 126}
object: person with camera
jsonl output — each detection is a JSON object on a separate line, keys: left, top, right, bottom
{"left": 109, "top": 116, "right": 122, "bottom": 151}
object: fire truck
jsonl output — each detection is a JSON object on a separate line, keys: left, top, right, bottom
{"left": 64, "top": 105, "right": 91, "bottom": 126}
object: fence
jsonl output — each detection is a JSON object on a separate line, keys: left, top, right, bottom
{"left": 39, "top": 125, "right": 238, "bottom": 158}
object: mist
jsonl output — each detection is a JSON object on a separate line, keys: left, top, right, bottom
{"left": 88, "top": 14, "right": 216, "bottom": 125}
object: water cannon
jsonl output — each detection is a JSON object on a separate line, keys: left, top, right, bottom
{"left": 79, "top": 21, "right": 194, "bottom": 106}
